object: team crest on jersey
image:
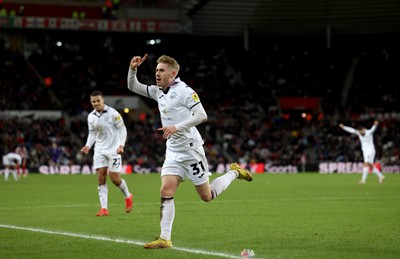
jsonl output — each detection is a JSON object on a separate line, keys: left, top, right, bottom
{"left": 170, "top": 92, "right": 177, "bottom": 99}
{"left": 191, "top": 93, "right": 200, "bottom": 102}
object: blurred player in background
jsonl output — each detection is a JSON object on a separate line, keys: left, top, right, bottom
{"left": 339, "top": 120, "right": 385, "bottom": 184}
{"left": 2, "top": 152, "right": 22, "bottom": 181}
{"left": 15, "top": 144, "right": 28, "bottom": 177}
{"left": 80, "top": 90, "right": 133, "bottom": 216}
{"left": 128, "top": 54, "right": 253, "bottom": 249}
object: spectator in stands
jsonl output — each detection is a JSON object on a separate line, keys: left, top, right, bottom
{"left": 0, "top": 6, "right": 7, "bottom": 18}
{"left": 17, "top": 5, "right": 24, "bottom": 16}
{"left": 101, "top": 0, "right": 113, "bottom": 19}
{"left": 72, "top": 11, "right": 79, "bottom": 19}
{"left": 1, "top": 33, "right": 400, "bottom": 172}
{"left": 112, "top": 0, "right": 120, "bottom": 10}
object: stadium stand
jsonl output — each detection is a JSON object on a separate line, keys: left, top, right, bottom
{"left": 1, "top": 1, "right": 399, "bottom": 172}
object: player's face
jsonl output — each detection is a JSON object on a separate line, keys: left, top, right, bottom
{"left": 90, "top": 95, "right": 105, "bottom": 112}
{"left": 359, "top": 128, "right": 366, "bottom": 135}
{"left": 155, "top": 63, "right": 176, "bottom": 89}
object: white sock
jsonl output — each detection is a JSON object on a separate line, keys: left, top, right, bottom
{"left": 160, "top": 197, "right": 175, "bottom": 241}
{"left": 4, "top": 168, "right": 9, "bottom": 181}
{"left": 372, "top": 166, "right": 384, "bottom": 178}
{"left": 361, "top": 167, "right": 369, "bottom": 182}
{"left": 210, "top": 170, "right": 237, "bottom": 199}
{"left": 98, "top": 184, "right": 108, "bottom": 209}
{"left": 12, "top": 169, "right": 18, "bottom": 181}
{"left": 118, "top": 179, "right": 130, "bottom": 198}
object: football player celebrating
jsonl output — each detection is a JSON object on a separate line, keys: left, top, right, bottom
{"left": 128, "top": 54, "right": 253, "bottom": 249}
{"left": 339, "top": 120, "right": 385, "bottom": 184}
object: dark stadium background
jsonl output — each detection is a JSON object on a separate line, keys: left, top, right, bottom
{"left": 1, "top": 0, "right": 399, "bottom": 174}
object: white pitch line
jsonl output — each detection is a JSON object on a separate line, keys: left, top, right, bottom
{"left": 0, "top": 224, "right": 243, "bottom": 259}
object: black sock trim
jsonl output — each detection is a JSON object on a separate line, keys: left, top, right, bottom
{"left": 211, "top": 189, "right": 217, "bottom": 200}
{"left": 161, "top": 196, "right": 174, "bottom": 200}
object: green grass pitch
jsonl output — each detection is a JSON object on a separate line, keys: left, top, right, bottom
{"left": 1, "top": 173, "right": 399, "bottom": 259}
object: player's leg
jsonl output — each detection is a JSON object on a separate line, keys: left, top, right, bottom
{"left": 93, "top": 153, "right": 109, "bottom": 215}
{"left": 360, "top": 163, "right": 369, "bottom": 184}
{"left": 360, "top": 152, "right": 375, "bottom": 184}
{"left": 189, "top": 147, "right": 252, "bottom": 201}
{"left": 370, "top": 163, "right": 385, "bottom": 183}
{"left": 3, "top": 157, "right": 10, "bottom": 181}
{"left": 186, "top": 147, "right": 247, "bottom": 201}
{"left": 11, "top": 167, "right": 18, "bottom": 181}
{"left": 144, "top": 175, "right": 180, "bottom": 249}
{"left": 202, "top": 163, "right": 252, "bottom": 200}
{"left": 96, "top": 167, "right": 109, "bottom": 216}
{"left": 15, "top": 164, "right": 20, "bottom": 178}
{"left": 159, "top": 176, "right": 179, "bottom": 241}
{"left": 367, "top": 151, "right": 385, "bottom": 183}
{"left": 195, "top": 170, "right": 238, "bottom": 202}
{"left": 4, "top": 166, "right": 10, "bottom": 181}
{"left": 22, "top": 159, "right": 27, "bottom": 177}
{"left": 109, "top": 172, "right": 133, "bottom": 213}
{"left": 108, "top": 154, "right": 133, "bottom": 213}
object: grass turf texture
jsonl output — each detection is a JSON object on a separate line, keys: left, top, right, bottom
{"left": 0, "top": 173, "right": 399, "bottom": 259}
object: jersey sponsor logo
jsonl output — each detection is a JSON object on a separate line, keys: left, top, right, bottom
{"left": 95, "top": 125, "right": 104, "bottom": 134}
{"left": 170, "top": 92, "right": 177, "bottom": 99}
{"left": 191, "top": 93, "right": 199, "bottom": 102}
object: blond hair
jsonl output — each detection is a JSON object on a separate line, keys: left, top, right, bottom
{"left": 157, "top": 55, "right": 180, "bottom": 75}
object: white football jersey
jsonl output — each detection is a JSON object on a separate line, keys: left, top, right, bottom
{"left": 343, "top": 125, "right": 377, "bottom": 153}
{"left": 3, "top": 152, "right": 22, "bottom": 165}
{"left": 147, "top": 78, "right": 204, "bottom": 152}
{"left": 87, "top": 105, "right": 125, "bottom": 154}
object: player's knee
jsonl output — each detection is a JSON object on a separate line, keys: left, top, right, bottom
{"left": 109, "top": 173, "right": 122, "bottom": 185}
{"left": 160, "top": 188, "right": 174, "bottom": 197}
{"left": 200, "top": 193, "right": 212, "bottom": 202}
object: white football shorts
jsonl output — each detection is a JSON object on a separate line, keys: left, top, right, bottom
{"left": 363, "top": 150, "right": 376, "bottom": 164}
{"left": 93, "top": 152, "right": 122, "bottom": 172}
{"left": 162, "top": 146, "right": 210, "bottom": 186}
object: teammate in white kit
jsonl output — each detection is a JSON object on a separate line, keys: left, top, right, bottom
{"left": 81, "top": 90, "right": 133, "bottom": 216}
{"left": 127, "top": 54, "right": 253, "bottom": 249}
{"left": 2, "top": 152, "right": 22, "bottom": 181}
{"left": 339, "top": 120, "right": 385, "bottom": 184}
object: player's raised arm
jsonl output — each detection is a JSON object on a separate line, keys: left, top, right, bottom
{"left": 340, "top": 124, "right": 357, "bottom": 134}
{"left": 127, "top": 54, "right": 150, "bottom": 97}
{"left": 130, "top": 54, "right": 148, "bottom": 70}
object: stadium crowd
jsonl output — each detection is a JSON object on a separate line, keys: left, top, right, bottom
{"left": 1, "top": 31, "right": 399, "bottom": 171}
